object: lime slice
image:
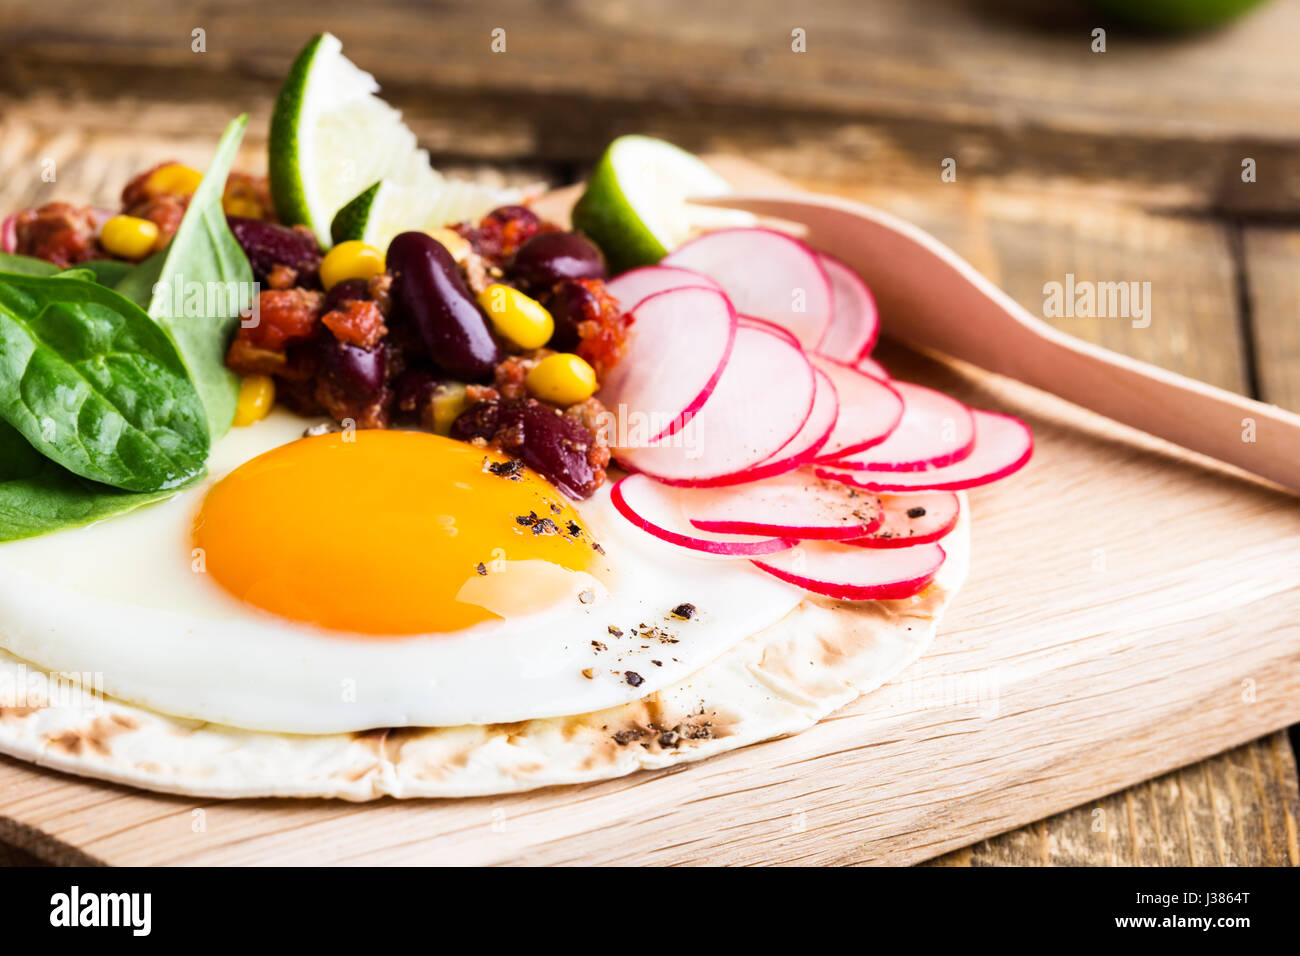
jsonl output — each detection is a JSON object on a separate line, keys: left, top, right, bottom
{"left": 270, "top": 33, "right": 512, "bottom": 248}
{"left": 330, "top": 176, "right": 514, "bottom": 250}
{"left": 572, "top": 135, "right": 752, "bottom": 273}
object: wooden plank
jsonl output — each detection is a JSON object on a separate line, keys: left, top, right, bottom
{"left": 2, "top": 0, "right": 1299, "bottom": 214}
{"left": 4, "top": 0, "right": 1299, "bottom": 140}
{"left": 0, "top": 843, "right": 41, "bottom": 867}
{"left": 929, "top": 731, "right": 1300, "bottom": 866}
{"left": 1244, "top": 227, "right": 1300, "bottom": 412}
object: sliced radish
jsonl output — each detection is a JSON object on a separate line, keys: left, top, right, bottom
{"left": 663, "top": 228, "right": 832, "bottom": 348}
{"left": 700, "top": 366, "right": 839, "bottom": 486}
{"left": 752, "top": 540, "right": 945, "bottom": 600}
{"left": 616, "top": 322, "right": 816, "bottom": 485}
{"left": 682, "top": 470, "right": 882, "bottom": 540}
{"left": 816, "top": 253, "right": 879, "bottom": 361}
{"left": 816, "top": 410, "right": 1032, "bottom": 491}
{"left": 842, "top": 492, "right": 960, "bottom": 548}
{"left": 825, "top": 381, "right": 975, "bottom": 472}
{"left": 1, "top": 213, "right": 16, "bottom": 254}
{"left": 856, "top": 356, "right": 888, "bottom": 380}
{"left": 738, "top": 314, "right": 799, "bottom": 348}
{"left": 808, "top": 354, "right": 904, "bottom": 461}
{"left": 597, "top": 286, "right": 736, "bottom": 444}
{"left": 611, "top": 474, "right": 796, "bottom": 556}
{"left": 605, "top": 265, "right": 722, "bottom": 312}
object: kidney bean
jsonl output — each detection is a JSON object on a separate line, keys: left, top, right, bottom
{"left": 451, "top": 399, "right": 600, "bottom": 499}
{"left": 393, "top": 366, "right": 441, "bottom": 417}
{"left": 387, "top": 231, "right": 501, "bottom": 381}
{"left": 322, "top": 277, "right": 370, "bottom": 312}
{"left": 545, "top": 279, "right": 596, "bottom": 351}
{"left": 484, "top": 204, "right": 541, "bottom": 231}
{"left": 508, "top": 231, "right": 606, "bottom": 292}
{"left": 227, "top": 216, "right": 322, "bottom": 285}
{"left": 323, "top": 338, "right": 386, "bottom": 399}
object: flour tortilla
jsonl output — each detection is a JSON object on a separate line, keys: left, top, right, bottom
{"left": 0, "top": 501, "right": 968, "bottom": 800}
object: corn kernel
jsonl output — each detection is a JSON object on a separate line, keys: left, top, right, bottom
{"left": 428, "top": 228, "right": 471, "bottom": 264}
{"left": 319, "top": 240, "right": 385, "bottom": 291}
{"left": 223, "top": 196, "right": 264, "bottom": 219}
{"left": 146, "top": 163, "right": 203, "bottom": 197}
{"left": 99, "top": 215, "right": 160, "bottom": 260}
{"left": 430, "top": 382, "right": 469, "bottom": 435}
{"left": 232, "top": 375, "right": 276, "bottom": 427}
{"left": 476, "top": 283, "right": 555, "bottom": 350}
{"left": 525, "top": 353, "right": 597, "bottom": 407}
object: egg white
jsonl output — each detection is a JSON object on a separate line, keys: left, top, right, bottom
{"left": 0, "top": 411, "right": 803, "bottom": 734}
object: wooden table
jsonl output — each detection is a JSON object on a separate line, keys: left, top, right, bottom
{"left": 0, "top": 0, "right": 1297, "bottom": 865}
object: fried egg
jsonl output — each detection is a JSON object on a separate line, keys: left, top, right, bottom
{"left": 0, "top": 411, "right": 803, "bottom": 733}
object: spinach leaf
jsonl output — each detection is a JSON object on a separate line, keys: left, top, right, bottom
{"left": 0, "top": 419, "right": 181, "bottom": 542}
{"left": 78, "top": 259, "right": 135, "bottom": 286}
{"left": 0, "top": 253, "right": 59, "bottom": 277}
{"left": 0, "top": 254, "right": 133, "bottom": 287}
{"left": 117, "top": 115, "right": 253, "bottom": 442}
{"left": 0, "top": 272, "right": 209, "bottom": 491}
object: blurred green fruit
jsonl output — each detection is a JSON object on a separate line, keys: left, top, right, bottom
{"left": 1088, "top": 0, "right": 1270, "bottom": 30}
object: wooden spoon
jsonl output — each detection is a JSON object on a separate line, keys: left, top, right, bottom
{"left": 692, "top": 191, "right": 1300, "bottom": 494}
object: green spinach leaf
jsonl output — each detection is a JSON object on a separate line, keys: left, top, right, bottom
{"left": 117, "top": 115, "right": 253, "bottom": 442}
{"left": 0, "top": 253, "right": 59, "bottom": 277}
{"left": 0, "top": 419, "right": 181, "bottom": 542}
{"left": 78, "top": 259, "right": 135, "bottom": 286}
{"left": 0, "top": 272, "right": 209, "bottom": 491}
{"left": 0, "top": 254, "right": 134, "bottom": 287}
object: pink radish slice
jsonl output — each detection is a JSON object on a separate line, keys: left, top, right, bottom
{"left": 842, "top": 492, "right": 960, "bottom": 549}
{"left": 856, "top": 356, "right": 888, "bottom": 380}
{"left": 807, "top": 354, "right": 904, "bottom": 461}
{"left": 1, "top": 213, "right": 16, "bottom": 254}
{"left": 739, "top": 314, "right": 799, "bottom": 348}
{"left": 611, "top": 474, "right": 796, "bottom": 556}
{"left": 752, "top": 540, "right": 946, "bottom": 600}
{"left": 816, "top": 253, "right": 879, "bottom": 361}
{"left": 825, "top": 381, "right": 975, "bottom": 472}
{"left": 816, "top": 409, "right": 1032, "bottom": 492}
{"left": 597, "top": 286, "right": 736, "bottom": 444}
{"left": 683, "top": 470, "right": 882, "bottom": 540}
{"left": 663, "top": 227, "right": 832, "bottom": 348}
{"left": 605, "top": 265, "right": 722, "bottom": 311}
{"left": 699, "top": 366, "right": 839, "bottom": 486}
{"left": 616, "top": 322, "right": 817, "bottom": 485}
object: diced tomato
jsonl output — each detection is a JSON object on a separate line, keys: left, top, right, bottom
{"left": 244, "top": 288, "right": 324, "bottom": 350}
{"left": 322, "top": 299, "right": 387, "bottom": 349}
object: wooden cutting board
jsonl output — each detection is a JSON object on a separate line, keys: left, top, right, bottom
{"left": 1, "top": 159, "right": 1298, "bottom": 866}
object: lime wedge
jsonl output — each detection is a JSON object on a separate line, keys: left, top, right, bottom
{"left": 572, "top": 135, "right": 752, "bottom": 273}
{"left": 270, "top": 33, "right": 512, "bottom": 248}
{"left": 330, "top": 176, "right": 514, "bottom": 250}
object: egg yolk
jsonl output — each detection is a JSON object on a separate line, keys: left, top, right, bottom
{"left": 194, "top": 430, "right": 601, "bottom": 635}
